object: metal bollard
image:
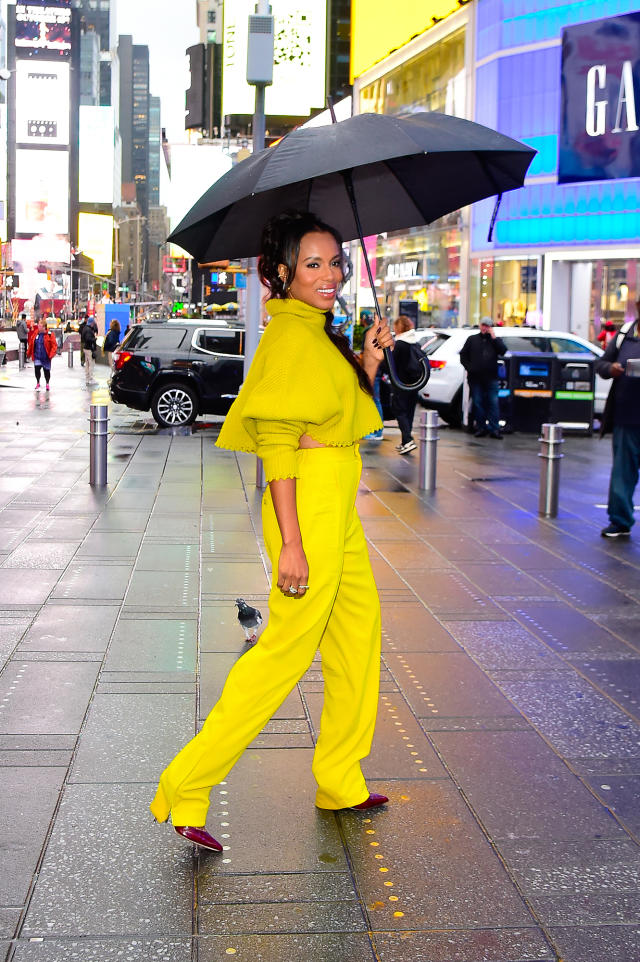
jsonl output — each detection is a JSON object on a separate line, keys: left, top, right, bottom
{"left": 256, "top": 457, "right": 266, "bottom": 490}
{"left": 18, "top": 342, "right": 26, "bottom": 370}
{"left": 89, "top": 403, "right": 108, "bottom": 487}
{"left": 67, "top": 345, "right": 74, "bottom": 368}
{"left": 538, "top": 423, "right": 563, "bottom": 517}
{"left": 418, "top": 410, "right": 439, "bottom": 492}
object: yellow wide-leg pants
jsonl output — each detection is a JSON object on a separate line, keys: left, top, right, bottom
{"left": 150, "top": 444, "right": 381, "bottom": 827}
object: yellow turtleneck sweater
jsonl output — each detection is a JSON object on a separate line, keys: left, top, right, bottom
{"left": 216, "top": 298, "right": 382, "bottom": 481}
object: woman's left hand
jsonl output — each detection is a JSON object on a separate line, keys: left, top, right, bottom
{"left": 363, "top": 319, "right": 394, "bottom": 363}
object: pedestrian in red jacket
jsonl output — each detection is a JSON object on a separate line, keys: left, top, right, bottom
{"left": 27, "top": 318, "right": 58, "bottom": 391}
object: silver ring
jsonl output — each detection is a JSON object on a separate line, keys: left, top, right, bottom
{"left": 298, "top": 585, "right": 309, "bottom": 589}
{"left": 288, "top": 586, "right": 297, "bottom": 594}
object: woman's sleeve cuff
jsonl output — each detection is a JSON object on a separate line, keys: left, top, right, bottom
{"left": 259, "top": 449, "right": 300, "bottom": 482}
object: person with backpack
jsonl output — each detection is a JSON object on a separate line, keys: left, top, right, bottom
{"left": 391, "top": 315, "right": 425, "bottom": 454}
{"left": 80, "top": 317, "right": 98, "bottom": 386}
{"left": 595, "top": 306, "right": 640, "bottom": 538}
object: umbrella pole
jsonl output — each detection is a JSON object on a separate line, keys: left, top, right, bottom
{"left": 341, "top": 170, "right": 429, "bottom": 392}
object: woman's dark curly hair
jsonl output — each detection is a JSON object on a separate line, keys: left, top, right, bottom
{"left": 258, "top": 210, "right": 373, "bottom": 397}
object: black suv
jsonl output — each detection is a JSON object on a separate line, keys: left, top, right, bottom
{"left": 109, "top": 323, "right": 246, "bottom": 428}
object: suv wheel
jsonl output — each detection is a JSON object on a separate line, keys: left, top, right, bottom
{"left": 151, "top": 382, "right": 198, "bottom": 428}
{"left": 441, "top": 389, "right": 463, "bottom": 427}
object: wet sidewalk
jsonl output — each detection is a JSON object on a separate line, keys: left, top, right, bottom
{"left": 0, "top": 361, "right": 639, "bottom": 962}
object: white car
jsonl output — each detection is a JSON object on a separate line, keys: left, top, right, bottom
{"left": 408, "top": 327, "right": 607, "bottom": 424}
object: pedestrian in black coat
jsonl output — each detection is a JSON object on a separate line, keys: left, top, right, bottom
{"left": 459, "top": 319, "right": 506, "bottom": 438}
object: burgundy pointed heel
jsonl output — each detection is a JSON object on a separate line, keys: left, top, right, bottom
{"left": 174, "top": 825, "right": 223, "bottom": 852}
{"left": 349, "top": 792, "right": 389, "bottom": 811}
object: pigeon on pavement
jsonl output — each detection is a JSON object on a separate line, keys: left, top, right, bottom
{"left": 235, "top": 598, "right": 263, "bottom": 643}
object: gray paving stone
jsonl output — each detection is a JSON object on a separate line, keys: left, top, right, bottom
{"left": 361, "top": 518, "right": 418, "bottom": 541}
{"left": 499, "top": 837, "right": 640, "bottom": 925}
{"left": 443, "top": 620, "right": 564, "bottom": 671}
{"left": 584, "top": 774, "right": 640, "bottom": 836}
{"left": 203, "top": 749, "right": 347, "bottom": 874}
{"left": 22, "top": 785, "right": 193, "bottom": 938}
{"left": 386, "top": 651, "right": 519, "bottom": 721}
{"left": 198, "top": 871, "right": 357, "bottom": 904}
{"left": 197, "top": 933, "right": 376, "bottom": 961}
{"left": 125, "top": 569, "right": 199, "bottom": 608}
{"left": 12, "top": 940, "right": 193, "bottom": 960}
{"left": 52, "top": 564, "right": 132, "bottom": 602}
{"left": 459, "top": 563, "right": 557, "bottom": 599}
{"left": 202, "top": 530, "right": 261, "bottom": 559}
{"left": 373, "top": 928, "right": 554, "bottom": 961}
{"left": 339, "top": 779, "right": 534, "bottom": 930}
{"left": 91, "top": 510, "right": 149, "bottom": 532}
{"left": 105, "top": 619, "right": 196, "bottom": 673}
{"left": 572, "top": 657, "right": 640, "bottom": 719}
{"left": 75, "top": 531, "right": 143, "bottom": 559}
{"left": 201, "top": 561, "right": 269, "bottom": 597}
{"left": 70, "top": 693, "right": 194, "bottom": 782}
{"left": 0, "top": 661, "right": 99, "bottom": 734}
{"left": 0, "top": 908, "right": 20, "bottom": 938}
{"left": 432, "top": 731, "right": 625, "bottom": 841}
{"left": 200, "top": 899, "right": 366, "bottom": 935}
{"left": 494, "top": 673, "right": 640, "bottom": 759}
{"left": 456, "top": 518, "right": 531, "bottom": 544}
{"left": 0, "top": 529, "right": 27, "bottom": 552}
{"left": 529, "top": 567, "right": 637, "bottom": 613}
{"left": 199, "top": 651, "right": 250, "bottom": 717}
{"left": 26, "top": 517, "right": 97, "bottom": 542}
{"left": 403, "top": 569, "right": 508, "bottom": 618}
{"left": 1, "top": 542, "right": 79, "bottom": 569}
{"left": 0, "top": 570, "right": 60, "bottom": 606}
{"left": 504, "top": 601, "right": 636, "bottom": 658}
{"left": 201, "top": 513, "right": 254, "bottom": 532}
{"left": 369, "top": 539, "right": 451, "bottom": 571}
{"left": 18, "top": 605, "right": 119, "bottom": 653}
{"left": 0, "top": 767, "right": 65, "bottom": 903}
{"left": 380, "top": 603, "right": 461, "bottom": 652}
{"left": 548, "top": 924, "right": 640, "bottom": 962}
{"left": 136, "top": 543, "right": 199, "bottom": 571}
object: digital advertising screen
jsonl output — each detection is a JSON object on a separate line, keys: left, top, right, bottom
{"left": 15, "top": 60, "right": 70, "bottom": 146}
{"left": 79, "top": 106, "right": 115, "bottom": 204}
{"left": 559, "top": 11, "right": 640, "bottom": 183}
{"left": 15, "top": 3, "right": 72, "bottom": 58}
{"left": 78, "top": 212, "right": 113, "bottom": 276}
{"left": 223, "top": 0, "right": 326, "bottom": 117}
{"left": 15, "top": 148, "right": 69, "bottom": 234}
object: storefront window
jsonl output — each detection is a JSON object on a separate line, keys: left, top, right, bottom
{"left": 469, "top": 257, "right": 540, "bottom": 327}
{"left": 591, "top": 260, "right": 638, "bottom": 329}
{"left": 377, "top": 215, "right": 461, "bottom": 327}
{"left": 360, "top": 28, "right": 466, "bottom": 117}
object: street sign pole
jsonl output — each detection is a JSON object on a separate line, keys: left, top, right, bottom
{"left": 245, "top": 2, "right": 274, "bottom": 489}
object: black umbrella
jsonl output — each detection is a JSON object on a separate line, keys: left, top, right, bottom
{"left": 170, "top": 110, "right": 536, "bottom": 389}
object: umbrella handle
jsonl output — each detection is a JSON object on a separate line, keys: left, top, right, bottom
{"left": 340, "top": 169, "right": 430, "bottom": 392}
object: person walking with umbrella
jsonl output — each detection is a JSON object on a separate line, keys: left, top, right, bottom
{"left": 150, "top": 210, "right": 393, "bottom": 851}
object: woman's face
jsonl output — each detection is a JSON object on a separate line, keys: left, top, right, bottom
{"left": 283, "top": 231, "right": 343, "bottom": 310}
{"left": 38, "top": 321, "right": 47, "bottom": 333}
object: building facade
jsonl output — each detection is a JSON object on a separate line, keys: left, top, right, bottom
{"left": 352, "top": 0, "right": 640, "bottom": 340}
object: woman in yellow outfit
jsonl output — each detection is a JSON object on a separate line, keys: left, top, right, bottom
{"left": 150, "top": 210, "right": 394, "bottom": 852}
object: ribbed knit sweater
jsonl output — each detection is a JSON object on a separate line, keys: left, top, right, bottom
{"left": 216, "top": 298, "right": 382, "bottom": 481}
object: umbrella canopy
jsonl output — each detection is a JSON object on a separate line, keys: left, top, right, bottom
{"left": 169, "top": 110, "right": 536, "bottom": 263}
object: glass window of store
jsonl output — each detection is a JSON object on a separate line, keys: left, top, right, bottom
{"left": 359, "top": 27, "right": 467, "bottom": 327}
{"left": 591, "top": 260, "right": 639, "bottom": 331}
{"left": 469, "top": 257, "right": 540, "bottom": 327}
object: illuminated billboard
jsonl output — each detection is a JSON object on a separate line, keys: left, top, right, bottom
{"left": 78, "top": 212, "right": 113, "bottom": 276}
{"left": 15, "top": 3, "right": 72, "bottom": 58}
{"left": 15, "top": 148, "right": 69, "bottom": 234}
{"left": 79, "top": 106, "right": 115, "bottom": 203}
{"left": 15, "top": 60, "right": 70, "bottom": 145}
{"left": 351, "top": 0, "right": 458, "bottom": 81}
{"left": 559, "top": 11, "right": 640, "bottom": 184}
{"left": 222, "top": 0, "right": 326, "bottom": 116}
